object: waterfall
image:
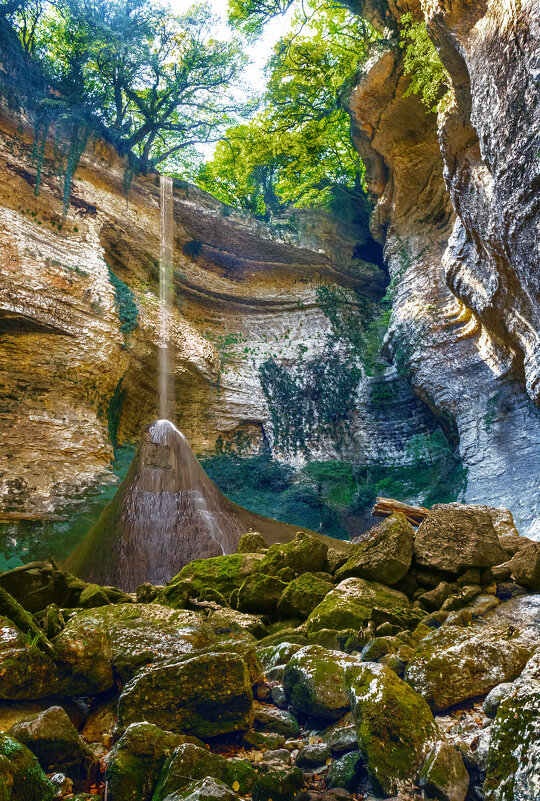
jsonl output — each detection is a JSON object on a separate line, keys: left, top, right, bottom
{"left": 159, "top": 175, "right": 174, "bottom": 421}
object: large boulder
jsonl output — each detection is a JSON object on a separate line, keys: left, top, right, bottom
{"left": 277, "top": 573, "right": 334, "bottom": 619}
{"left": 405, "top": 621, "right": 531, "bottom": 711}
{"left": 0, "top": 732, "right": 55, "bottom": 800}
{"left": 206, "top": 608, "right": 268, "bottom": 640}
{"left": 419, "top": 742, "right": 469, "bottom": 801}
{"left": 335, "top": 514, "right": 414, "bottom": 584}
{"left": 158, "top": 554, "right": 265, "bottom": 606}
{"left": 305, "top": 578, "right": 410, "bottom": 634}
{"left": 484, "top": 652, "right": 540, "bottom": 801}
{"left": 105, "top": 722, "right": 190, "bottom": 801}
{"left": 0, "top": 617, "right": 61, "bottom": 700}
{"left": 117, "top": 651, "right": 254, "bottom": 737}
{"left": 256, "top": 533, "right": 328, "bottom": 577}
{"left": 510, "top": 542, "right": 540, "bottom": 589}
{"left": 237, "top": 575, "right": 287, "bottom": 615}
{"left": 414, "top": 505, "right": 508, "bottom": 573}
{"left": 54, "top": 604, "right": 214, "bottom": 684}
{"left": 283, "top": 645, "right": 364, "bottom": 720}
{"left": 348, "top": 662, "right": 439, "bottom": 797}
{"left": 7, "top": 705, "right": 92, "bottom": 779}
{"left": 153, "top": 742, "right": 255, "bottom": 801}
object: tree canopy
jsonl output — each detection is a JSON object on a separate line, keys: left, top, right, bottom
{"left": 195, "top": 2, "right": 375, "bottom": 217}
{"left": 1, "top": 0, "right": 251, "bottom": 171}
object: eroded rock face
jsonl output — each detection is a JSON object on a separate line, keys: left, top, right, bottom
{"left": 1, "top": 109, "right": 437, "bottom": 527}
{"left": 344, "top": 0, "right": 540, "bottom": 538}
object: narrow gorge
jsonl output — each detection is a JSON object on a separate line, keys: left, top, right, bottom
{"left": 0, "top": 0, "right": 539, "bottom": 799}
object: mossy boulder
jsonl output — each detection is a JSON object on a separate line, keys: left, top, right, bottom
{"left": 193, "top": 639, "right": 262, "bottom": 684}
{"left": 305, "top": 578, "right": 410, "bottom": 634}
{"left": 117, "top": 651, "right": 254, "bottom": 737}
{"left": 484, "top": 651, "right": 540, "bottom": 801}
{"left": 54, "top": 604, "right": 213, "bottom": 686}
{"left": 237, "top": 575, "right": 287, "bottom": 615}
{"left": 252, "top": 701, "right": 300, "bottom": 737}
{"left": 251, "top": 766, "right": 303, "bottom": 801}
{"left": 206, "top": 607, "right": 268, "bottom": 639}
{"left": 259, "top": 642, "right": 304, "bottom": 672}
{"left": 162, "top": 778, "right": 240, "bottom": 801}
{"left": 405, "top": 622, "right": 531, "bottom": 711}
{"left": 257, "top": 533, "right": 328, "bottom": 577}
{"left": 335, "top": 514, "right": 414, "bottom": 585}
{"left": 419, "top": 742, "right": 469, "bottom": 801}
{"left": 153, "top": 742, "right": 256, "bottom": 801}
{"left": 277, "top": 573, "right": 333, "bottom": 619}
{"left": 414, "top": 505, "right": 508, "bottom": 574}
{"left": 326, "top": 751, "right": 365, "bottom": 791}
{"left": 0, "top": 732, "right": 55, "bottom": 800}
{"left": 295, "top": 743, "right": 331, "bottom": 768}
{"left": 348, "top": 662, "right": 439, "bottom": 796}
{"left": 283, "top": 645, "right": 364, "bottom": 720}
{"left": 0, "top": 617, "right": 61, "bottom": 700}
{"left": 105, "top": 722, "right": 191, "bottom": 801}
{"left": 78, "top": 583, "right": 132, "bottom": 608}
{"left": 158, "top": 555, "right": 264, "bottom": 605}
{"left": 7, "top": 705, "right": 93, "bottom": 779}
{"left": 237, "top": 532, "right": 268, "bottom": 554}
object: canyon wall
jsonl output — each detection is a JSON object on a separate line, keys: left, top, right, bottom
{"left": 345, "top": 0, "right": 540, "bottom": 535}
{"left": 0, "top": 110, "right": 435, "bottom": 522}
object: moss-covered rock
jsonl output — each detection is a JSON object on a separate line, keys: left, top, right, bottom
{"left": 237, "top": 575, "right": 287, "bottom": 615}
{"left": 405, "top": 622, "right": 531, "bottom": 711}
{"left": 326, "top": 751, "right": 365, "bottom": 791}
{"left": 259, "top": 642, "right": 304, "bottom": 672}
{"left": 162, "top": 778, "right": 240, "bottom": 801}
{"left": 257, "top": 533, "right": 328, "bottom": 577}
{"left": 243, "top": 730, "right": 286, "bottom": 750}
{"left": 193, "top": 639, "right": 262, "bottom": 684}
{"left": 252, "top": 701, "right": 300, "bottom": 738}
{"left": 294, "top": 743, "right": 331, "bottom": 768}
{"left": 277, "top": 574, "right": 333, "bottom": 620}
{"left": 153, "top": 742, "right": 256, "bottom": 801}
{"left": 414, "top": 505, "right": 508, "bottom": 574}
{"left": 159, "top": 555, "right": 264, "bottom": 605}
{"left": 0, "top": 616, "right": 62, "bottom": 700}
{"left": 419, "top": 741, "right": 469, "bottom": 801}
{"left": 484, "top": 651, "right": 540, "bottom": 801}
{"left": 251, "top": 766, "right": 303, "bottom": 801}
{"left": 335, "top": 514, "right": 414, "bottom": 585}
{"left": 105, "top": 722, "right": 190, "bottom": 801}
{"left": 206, "top": 608, "right": 268, "bottom": 640}
{"left": 305, "top": 578, "right": 410, "bottom": 634}
{"left": 118, "top": 651, "right": 254, "bottom": 737}
{"left": 7, "top": 705, "right": 93, "bottom": 779}
{"left": 54, "top": 604, "right": 213, "bottom": 686}
{"left": 237, "top": 533, "right": 268, "bottom": 554}
{"left": 283, "top": 645, "right": 364, "bottom": 720}
{"left": 78, "top": 583, "right": 132, "bottom": 608}
{"left": 0, "top": 732, "right": 55, "bottom": 800}
{"left": 348, "top": 662, "right": 439, "bottom": 796}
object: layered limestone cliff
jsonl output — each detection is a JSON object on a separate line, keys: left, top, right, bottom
{"left": 344, "top": 0, "right": 540, "bottom": 536}
{"left": 0, "top": 110, "right": 436, "bottom": 521}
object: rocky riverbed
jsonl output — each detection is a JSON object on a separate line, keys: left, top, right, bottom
{"left": 1, "top": 503, "right": 540, "bottom": 801}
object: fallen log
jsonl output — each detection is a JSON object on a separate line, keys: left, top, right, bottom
{"left": 371, "top": 497, "right": 429, "bottom": 527}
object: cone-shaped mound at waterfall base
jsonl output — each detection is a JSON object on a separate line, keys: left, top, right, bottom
{"left": 66, "top": 420, "right": 348, "bottom": 590}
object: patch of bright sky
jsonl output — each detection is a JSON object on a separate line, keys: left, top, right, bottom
{"left": 168, "top": 0, "right": 296, "bottom": 157}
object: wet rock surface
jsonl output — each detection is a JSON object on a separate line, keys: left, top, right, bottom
{"left": 0, "top": 504, "right": 539, "bottom": 799}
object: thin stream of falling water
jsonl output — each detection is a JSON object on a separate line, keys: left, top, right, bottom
{"left": 159, "top": 175, "right": 174, "bottom": 421}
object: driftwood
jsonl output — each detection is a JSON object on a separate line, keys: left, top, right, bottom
{"left": 371, "top": 497, "right": 429, "bottom": 527}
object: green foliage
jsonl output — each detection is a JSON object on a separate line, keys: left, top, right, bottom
{"left": 399, "top": 14, "right": 450, "bottom": 112}
{"left": 196, "top": 2, "right": 375, "bottom": 216}
{"left": 201, "top": 450, "right": 348, "bottom": 539}
{"left": 107, "top": 376, "right": 126, "bottom": 455}
{"left": 259, "top": 353, "right": 362, "bottom": 454}
{"left": 107, "top": 265, "right": 138, "bottom": 337}
{"left": 2, "top": 1, "right": 250, "bottom": 174}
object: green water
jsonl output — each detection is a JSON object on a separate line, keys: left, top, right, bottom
{"left": 0, "top": 446, "right": 135, "bottom": 572}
